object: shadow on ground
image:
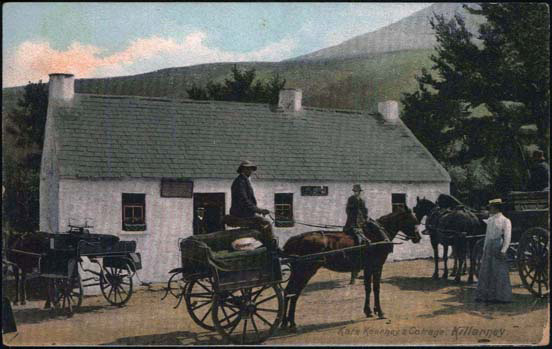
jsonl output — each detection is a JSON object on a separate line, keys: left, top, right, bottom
{"left": 301, "top": 278, "right": 349, "bottom": 295}
{"left": 12, "top": 304, "right": 112, "bottom": 325}
{"left": 385, "top": 276, "right": 463, "bottom": 292}
{"left": 418, "top": 286, "right": 548, "bottom": 320}
{"left": 103, "top": 318, "right": 370, "bottom": 345}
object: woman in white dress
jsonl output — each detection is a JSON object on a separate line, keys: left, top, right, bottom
{"left": 475, "top": 198, "right": 513, "bottom": 303}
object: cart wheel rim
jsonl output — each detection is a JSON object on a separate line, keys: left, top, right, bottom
{"left": 100, "top": 266, "right": 133, "bottom": 306}
{"left": 184, "top": 277, "right": 219, "bottom": 331}
{"left": 212, "top": 284, "right": 283, "bottom": 344}
{"left": 517, "top": 227, "right": 549, "bottom": 298}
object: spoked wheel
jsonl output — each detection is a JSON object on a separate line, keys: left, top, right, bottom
{"left": 100, "top": 265, "right": 133, "bottom": 306}
{"left": 212, "top": 284, "right": 284, "bottom": 344}
{"left": 167, "top": 272, "right": 188, "bottom": 299}
{"left": 184, "top": 277, "right": 219, "bottom": 331}
{"left": 472, "top": 238, "right": 484, "bottom": 279}
{"left": 49, "top": 275, "right": 83, "bottom": 317}
{"left": 518, "top": 227, "right": 549, "bottom": 298}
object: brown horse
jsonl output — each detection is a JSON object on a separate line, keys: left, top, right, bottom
{"left": 280, "top": 208, "right": 421, "bottom": 331}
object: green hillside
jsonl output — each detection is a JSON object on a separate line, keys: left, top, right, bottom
{"left": 2, "top": 48, "right": 435, "bottom": 113}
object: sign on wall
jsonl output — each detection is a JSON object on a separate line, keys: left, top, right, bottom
{"left": 161, "top": 178, "right": 194, "bottom": 198}
{"left": 301, "top": 186, "right": 328, "bottom": 196}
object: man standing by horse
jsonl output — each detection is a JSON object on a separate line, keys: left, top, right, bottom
{"left": 475, "top": 198, "right": 513, "bottom": 304}
{"left": 224, "top": 160, "right": 281, "bottom": 253}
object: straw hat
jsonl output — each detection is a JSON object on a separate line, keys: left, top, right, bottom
{"left": 488, "top": 198, "right": 503, "bottom": 206}
{"left": 236, "top": 160, "right": 257, "bottom": 173}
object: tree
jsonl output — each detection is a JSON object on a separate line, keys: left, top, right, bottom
{"left": 401, "top": 3, "right": 549, "bottom": 201}
{"left": 186, "top": 65, "right": 286, "bottom": 104}
{"left": 3, "top": 81, "right": 48, "bottom": 232}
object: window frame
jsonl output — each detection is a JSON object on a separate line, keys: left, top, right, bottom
{"left": 274, "top": 193, "right": 294, "bottom": 227}
{"left": 122, "top": 193, "right": 146, "bottom": 231}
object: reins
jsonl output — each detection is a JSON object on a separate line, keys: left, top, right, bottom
{"left": 267, "top": 213, "right": 342, "bottom": 229}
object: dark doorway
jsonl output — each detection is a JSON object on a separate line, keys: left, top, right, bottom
{"left": 193, "top": 193, "right": 225, "bottom": 235}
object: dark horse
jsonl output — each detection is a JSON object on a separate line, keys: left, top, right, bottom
{"left": 5, "top": 231, "right": 49, "bottom": 306}
{"left": 280, "top": 208, "right": 421, "bottom": 331}
{"left": 413, "top": 195, "right": 487, "bottom": 283}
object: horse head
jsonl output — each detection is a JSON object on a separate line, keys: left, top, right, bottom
{"left": 376, "top": 206, "right": 422, "bottom": 243}
{"left": 413, "top": 196, "right": 436, "bottom": 222}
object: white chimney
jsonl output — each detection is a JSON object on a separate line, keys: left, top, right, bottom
{"left": 48, "top": 73, "right": 75, "bottom": 103}
{"left": 378, "top": 100, "right": 399, "bottom": 123}
{"left": 278, "top": 88, "right": 302, "bottom": 112}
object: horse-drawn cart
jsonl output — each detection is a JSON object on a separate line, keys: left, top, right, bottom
{"left": 8, "top": 224, "right": 142, "bottom": 316}
{"left": 163, "top": 213, "right": 415, "bottom": 344}
{"left": 472, "top": 191, "right": 549, "bottom": 298}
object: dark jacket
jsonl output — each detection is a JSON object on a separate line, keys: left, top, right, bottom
{"left": 230, "top": 174, "right": 260, "bottom": 218}
{"left": 527, "top": 160, "right": 550, "bottom": 191}
{"left": 344, "top": 195, "right": 368, "bottom": 230}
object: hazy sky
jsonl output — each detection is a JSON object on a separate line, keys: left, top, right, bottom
{"left": 3, "top": 2, "right": 432, "bottom": 87}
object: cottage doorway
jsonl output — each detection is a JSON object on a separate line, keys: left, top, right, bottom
{"left": 193, "top": 193, "right": 225, "bottom": 235}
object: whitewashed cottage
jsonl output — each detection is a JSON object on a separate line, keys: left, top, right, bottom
{"left": 40, "top": 73, "right": 450, "bottom": 282}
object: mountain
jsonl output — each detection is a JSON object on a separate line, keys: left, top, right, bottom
{"left": 288, "top": 3, "right": 483, "bottom": 62}
{"left": 2, "top": 3, "right": 484, "bottom": 112}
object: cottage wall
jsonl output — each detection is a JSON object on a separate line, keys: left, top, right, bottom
{"left": 58, "top": 177, "right": 448, "bottom": 284}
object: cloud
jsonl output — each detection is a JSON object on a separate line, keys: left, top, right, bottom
{"left": 3, "top": 32, "right": 297, "bottom": 87}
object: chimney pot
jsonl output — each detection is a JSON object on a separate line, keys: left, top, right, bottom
{"left": 378, "top": 100, "right": 399, "bottom": 123}
{"left": 278, "top": 88, "right": 302, "bottom": 112}
{"left": 48, "top": 73, "right": 75, "bottom": 103}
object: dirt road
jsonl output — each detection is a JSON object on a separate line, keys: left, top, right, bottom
{"left": 3, "top": 259, "right": 548, "bottom": 346}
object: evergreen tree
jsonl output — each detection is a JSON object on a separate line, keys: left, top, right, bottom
{"left": 4, "top": 81, "right": 48, "bottom": 232}
{"left": 401, "top": 3, "right": 549, "bottom": 201}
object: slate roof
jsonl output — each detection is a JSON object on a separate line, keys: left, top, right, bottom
{"left": 52, "top": 94, "right": 450, "bottom": 182}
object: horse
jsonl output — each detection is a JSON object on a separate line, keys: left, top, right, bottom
{"left": 5, "top": 231, "right": 49, "bottom": 306}
{"left": 413, "top": 197, "right": 460, "bottom": 279}
{"left": 280, "top": 207, "right": 421, "bottom": 331}
{"left": 413, "top": 196, "right": 487, "bottom": 283}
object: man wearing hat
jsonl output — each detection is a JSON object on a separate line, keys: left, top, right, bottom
{"left": 344, "top": 184, "right": 369, "bottom": 284}
{"left": 527, "top": 150, "right": 549, "bottom": 191}
{"left": 475, "top": 198, "right": 513, "bottom": 304}
{"left": 344, "top": 184, "right": 369, "bottom": 239}
{"left": 227, "top": 160, "right": 279, "bottom": 252}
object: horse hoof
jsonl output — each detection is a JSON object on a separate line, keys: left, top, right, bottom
{"left": 288, "top": 325, "right": 297, "bottom": 333}
{"left": 21, "top": 301, "right": 26, "bottom": 305}
{"left": 378, "top": 313, "right": 385, "bottom": 319}
{"left": 349, "top": 280, "right": 355, "bottom": 285}
{"left": 365, "top": 310, "right": 373, "bottom": 318}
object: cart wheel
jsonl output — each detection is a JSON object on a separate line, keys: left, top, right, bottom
{"left": 184, "top": 277, "right": 218, "bottom": 331}
{"left": 212, "top": 284, "right": 284, "bottom": 344}
{"left": 472, "top": 238, "right": 484, "bottom": 279}
{"left": 50, "top": 275, "right": 83, "bottom": 317}
{"left": 167, "top": 272, "right": 187, "bottom": 299}
{"left": 518, "top": 227, "right": 549, "bottom": 298}
{"left": 100, "top": 266, "right": 133, "bottom": 306}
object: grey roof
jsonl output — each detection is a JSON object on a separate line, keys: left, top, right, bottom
{"left": 52, "top": 94, "right": 450, "bottom": 182}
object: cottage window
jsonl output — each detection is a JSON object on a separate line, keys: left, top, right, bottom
{"left": 301, "top": 186, "right": 328, "bottom": 196}
{"left": 392, "top": 193, "right": 407, "bottom": 213}
{"left": 274, "top": 193, "right": 294, "bottom": 227}
{"left": 122, "top": 193, "right": 146, "bottom": 231}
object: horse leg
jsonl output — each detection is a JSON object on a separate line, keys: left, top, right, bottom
{"left": 454, "top": 242, "right": 465, "bottom": 283}
{"left": 20, "top": 270, "right": 27, "bottom": 305}
{"left": 44, "top": 278, "right": 52, "bottom": 309}
{"left": 430, "top": 235, "right": 439, "bottom": 279}
{"left": 451, "top": 250, "right": 458, "bottom": 277}
{"left": 467, "top": 240, "right": 476, "bottom": 284}
{"left": 363, "top": 260, "right": 374, "bottom": 317}
{"left": 442, "top": 244, "right": 449, "bottom": 279}
{"left": 12, "top": 265, "right": 20, "bottom": 305}
{"left": 350, "top": 270, "right": 358, "bottom": 285}
{"left": 373, "top": 266, "right": 385, "bottom": 319}
{"left": 282, "top": 265, "right": 318, "bottom": 332}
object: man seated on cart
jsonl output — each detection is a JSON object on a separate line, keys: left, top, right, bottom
{"left": 224, "top": 160, "right": 283, "bottom": 255}
{"left": 527, "top": 150, "right": 550, "bottom": 191}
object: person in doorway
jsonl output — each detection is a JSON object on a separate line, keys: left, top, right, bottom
{"left": 527, "top": 150, "right": 550, "bottom": 191}
{"left": 475, "top": 198, "right": 513, "bottom": 304}
{"left": 227, "top": 160, "right": 280, "bottom": 253}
